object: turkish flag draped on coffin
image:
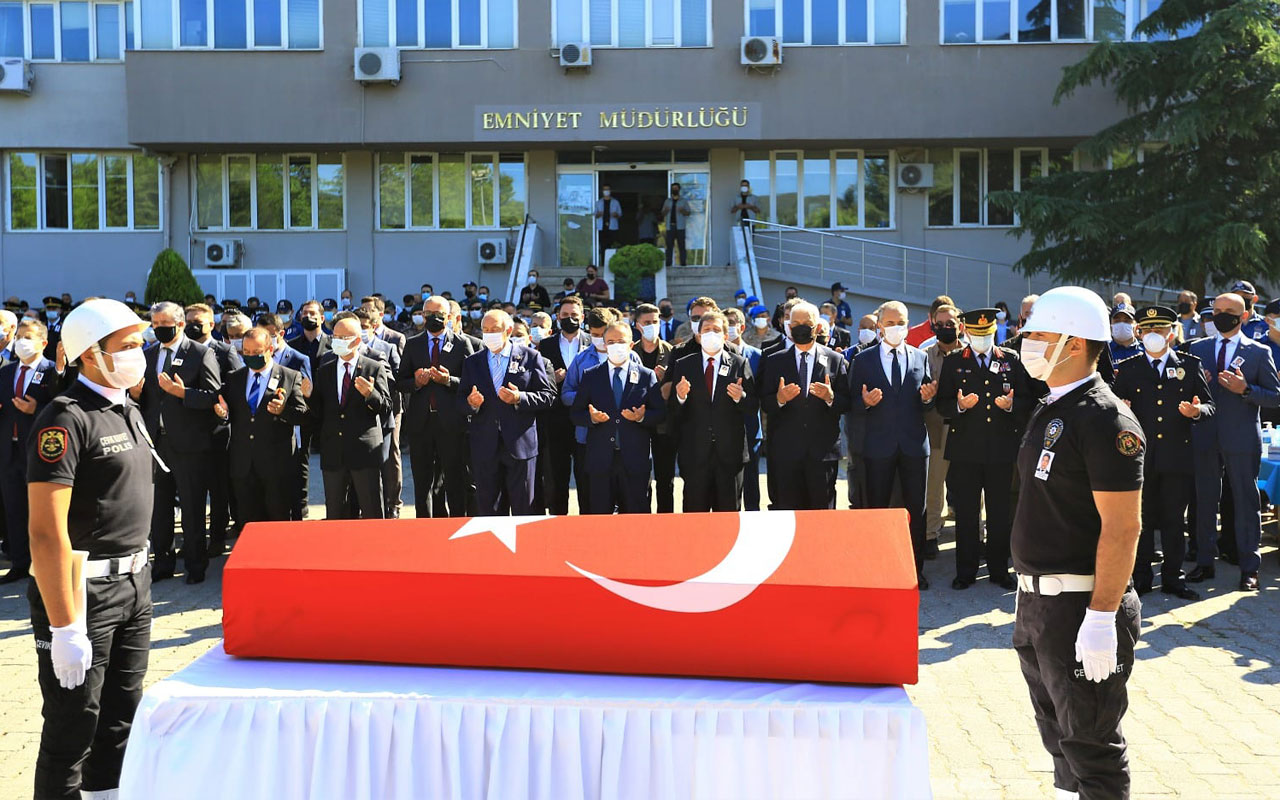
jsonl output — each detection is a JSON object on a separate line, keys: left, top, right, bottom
{"left": 222, "top": 510, "right": 920, "bottom": 685}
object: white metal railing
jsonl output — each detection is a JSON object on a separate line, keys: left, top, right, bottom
{"left": 503, "top": 215, "right": 539, "bottom": 304}
{"left": 733, "top": 220, "right": 763, "bottom": 301}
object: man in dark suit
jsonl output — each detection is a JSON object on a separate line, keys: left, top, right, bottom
{"left": 656, "top": 298, "right": 681, "bottom": 343}
{"left": 1188, "top": 292, "right": 1280, "bottom": 591}
{"left": 458, "top": 310, "right": 558, "bottom": 515}
{"left": 256, "top": 314, "right": 312, "bottom": 380}
{"left": 348, "top": 309, "right": 403, "bottom": 516}
{"left": 287, "top": 300, "right": 329, "bottom": 518}
{"left": 634, "top": 303, "right": 676, "bottom": 512}
{"left": 570, "top": 321, "right": 665, "bottom": 513}
{"left": 758, "top": 302, "right": 850, "bottom": 510}
{"left": 849, "top": 300, "right": 938, "bottom": 589}
{"left": 307, "top": 317, "right": 391, "bottom": 520}
{"left": 397, "top": 295, "right": 476, "bottom": 518}
{"left": 132, "top": 301, "right": 222, "bottom": 584}
{"left": 0, "top": 319, "right": 64, "bottom": 583}
{"left": 185, "top": 302, "right": 242, "bottom": 553}
{"left": 364, "top": 295, "right": 408, "bottom": 516}
{"left": 667, "top": 311, "right": 756, "bottom": 512}
{"left": 216, "top": 328, "right": 308, "bottom": 525}
{"left": 537, "top": 296, "right": 590, "bottom": 514}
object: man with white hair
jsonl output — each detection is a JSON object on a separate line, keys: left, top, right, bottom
{"left": 0, "top": 308, "right": 18, "bottom": 363}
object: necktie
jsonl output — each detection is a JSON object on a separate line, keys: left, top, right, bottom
{"left": 162, "top": 347, "right": 173, "bottom": 375}
{"left": 490, "top": 352, "right": 506, "bottom": 393}
{"left": 612, "top": 367, "right": 624, "bottom": 409}
{"left": 704, "top": 357, "right": 715, "bottom": 396}
{"left": 340, "top": 362, "right": 352, "bottom": 405}
{"left": 891, "top": 349, "right": 902, "bottom": 390}
{"left": 430, "top": 336, "right": 440, "bottom": 368}
{"left": 248, "top": 372, "right": 262, "bottom": 413}
{"left": 1153, "top": 359, "right": 1163, "bottom": 380}
{"left": 978, "top": 354, "right": 987, "bottom": 371}
{"left": 1217, "top": 340, "right": 1227, "bottom": 374}
{"left": 13, "top": 365, "right": 27, "bottom": 438}
{"left": 799, "top": 351, "right": 809, "bottom": 396}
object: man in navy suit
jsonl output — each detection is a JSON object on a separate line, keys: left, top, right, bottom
{"left": 458, "top": 310, "right": 557, "bottom": 516}
{"left": 849, "top": 300, "right": 938, "bottom": 589}
{"left": 185, "top": 302, "right": 242, "bottom": 552}
{"left": 571, "top": 321, "right": 665, "bottom": 514}
{"left": 1188, "top": 292, "right": 1280, "bottom": 591}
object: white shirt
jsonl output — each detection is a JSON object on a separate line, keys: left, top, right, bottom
{"left": 336, "top": 358, "right": 356, "bottom": 403}
{"left": 794, "top": 345, "right": 818, "bottom": 391}
{"left": 156, "top": 334, "right": 184, "bottom": 375}
{"left": 1148, "top": 352, "right": 1168, "bottom": 375}
{"left": 677, "top": 349, "right": 727, "bottom": 404}
{"left": 246, "top": 362, "right": 273, "bottom": 408}
{"left": 1046, "top": 373, "right": 1098, "bottom": 404}
{"left": 559, "top": 332, "right": 583, "bottom": 370}
{"left": 77, "top": 374, "right": 127, "bottom": 407}
{"left": 879, "top": 341, "right": 906, "bottom": 382}
{"left": 1215, "top": 331, "right": 1242, "bottom": 371}
{"left": 13, "top": 359, "right": 38, "bottom": 397}
{"left": 596, "top": 197, "right": 621, "bottom": 230}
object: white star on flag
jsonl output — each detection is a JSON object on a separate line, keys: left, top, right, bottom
{"left": 448, "top": 515, "right": 554, "bottom": 553}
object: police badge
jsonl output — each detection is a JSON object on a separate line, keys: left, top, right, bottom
{"left": 1044, "top": 418, "right": 1064, "bottom": 449}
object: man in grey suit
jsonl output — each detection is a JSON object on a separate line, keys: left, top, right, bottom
{"left": 660, "top": 182, "right": 693, "bottom": 267}
{"left": 1188, "top": 292, "right": 1280, "bottom": 591}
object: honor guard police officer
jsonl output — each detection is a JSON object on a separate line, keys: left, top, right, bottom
{"left": 26, "top": 299, "right": 157, "bottom": 800}
{"left": 1012, "top": 287, "right": 1146, "bottom": 800}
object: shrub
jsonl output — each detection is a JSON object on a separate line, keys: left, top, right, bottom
{"left": 145, "top": 249, "right": 205, "bottom": 307}
{"left": 607, "top": 244, "right": 665, "bottom": 302}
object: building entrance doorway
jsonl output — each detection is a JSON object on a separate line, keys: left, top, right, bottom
{"left": 597, "top": 170, "right": 669, "bottom": 264}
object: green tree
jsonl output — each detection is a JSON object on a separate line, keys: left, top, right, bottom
{"left": 991, "top": 0, "right": 1280, "bottom": 298}
{"left": 145, "top": 249, "right": 205, "bottom": 307}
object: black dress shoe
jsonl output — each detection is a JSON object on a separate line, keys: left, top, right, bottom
{"left": 1186, "top": 565, "right": 1215, "bottom": 583}
{"left": 1239, "top": 573, "right": 1259, "bottom": 592}
{"left": 992, "top": 573, "right": 1018, "bottom": 591}
{"left": 924, "top": 540, "right": 939, "bottom": 561}
{"left": 152, "top": 569, "right": 174, "bottom": 582}
{"left": 1161, "top": 585, "right": 1200, "bottom": 600}
{"left": 185, "top": 571, "right": 206, "bottom": 585}
{"left": 917, "top": 572, "right": 930, "bottom": 591}
{"left": 1135, "top": 582, "right": 1152, "bottom": 596}
{"left": 0, "top": 567, "right": 29, "bottom": 584}
{"left": 1185, "top": 550, "right": 1198, "bottom": 563}
{"left": 1220, "top": 552, "right": 1239, "bottom": 566}
{"left": 951, "top": 577, "right": 973, "bottom": 590}
{"left": 208, "top": 539, "right": 226, "bottom": 557}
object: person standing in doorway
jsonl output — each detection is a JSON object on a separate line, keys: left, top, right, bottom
{"left": 730, "top": 179, "right": 760, "bottom": 225}
{"left": 595, "top": 183, "right": 621, "bottom": 269}
{"left": 661, "top": 182, "right": 692, "bottom": 267}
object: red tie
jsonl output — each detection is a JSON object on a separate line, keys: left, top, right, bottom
{"left": 13, "top": 365, "right": 27, "bottom": 438}
{"left": 704, "top": 357, "right": 715, "bottom": 396}
{"left": 341, "top": 363, "right": 353, "bottom": 405}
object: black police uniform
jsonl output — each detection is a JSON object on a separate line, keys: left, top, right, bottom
{"left": 26, "top": 379, "right": 155, "bottom": 799}
{"left": 1011, "top": 373, "right": 1144, "bottom": 800}
{"left": 1112, "top": 343, "right": 1213, "bottom": 595}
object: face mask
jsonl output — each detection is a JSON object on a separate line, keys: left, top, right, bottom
{"left": 606, "top": 342, "right": 630, "bottom": 365}
{"left": 469, "top": 310, "right": 483, "bottom": 320}
{"left": 933, "top": 324, "right": 958, "bottom": 345}
{"left": 753, "top": 317, "right": 769, "bottom": 329}
{"left": 700, "top": 331, "right": 724, "bottom": 354}
{"left": 1202, "top": 320, "right": 1216, "bottom": 337}
{"left": 790, "top": 324, "right": 814, "bottom": 346}
{"left": 298, "top": 317, "right": 319, "bottom": 332}
{"left": 93, "top": 346, "right": 147, "bottom": 389}
{"left": 689, "top": 315, "right": 702, "bottom": 329}
{"left": 528, "top": 276, "right": 539, "bottom": 286}
{"left": 816, "top": 333, "right": 829, "bottom": 345}
{"left": 1020, "top": 336, "right": 1073, "bottom": 381}
{"left": 1142, "top": 331, "right": 1169, "bottom": 355}
{"left": 341, "top": 298, "right": 352, "bottom": 309}
{"left": 728, "top": 326, "right": 741, "bottom": 341}
{"left": 187, "top": 323, "right": 207, "bottom": 339}
{"left": 740, "top": 186, "right": 750, "bottom": 195}
{"left": 858, "top": 328, "right": 878, "bottom": 345}
{"left": 46, "top": 310, "right": 59, "bottom": 321}
{"left": 154, "top": 325, "right": 177, "bottom": 344}
{"left": 383, "top": 313, "right": 394, "bottom": 323}
{"left": 660, "top": 307, "right": 672, "bottom": 318}
{"left": 560, "top": 318, "right": 580, "bottom": 335}
{"left": 1177, "top": 302, "right": 1193, "bottom": 315}
{"left": 15, "top": 338, "right": 42, "bottom": 361}
{"left": 591, "top": 335, "right": 606, "bottom": 351}
{"left": 995, "top": 311, "right": 1007, "bottom": 322}
{"left": 969, "top": 333, "right": 995, "bottom": 355}
{"left": 1212, "top": 311, "right": 1241, "bottom": 335}
{"left": 530, "top": 327, "right": 546, "bottom": 343}
{"left": 231, "top": 338, "right": 244, "bottom": 352}
{"left": 736, "top": 297, "right": 747, "bottom": 307}
{"left": 324, "top": 311, "right": 335, "bottom": 322}
{"left": 511, "top": 337, "right": 530, "bottom": 348}
{"left": 411, "top": 314, "right": 425, "bottom": 327}
{"left": 602, "top": 191, "right": 611, "bottom": 198}
{"left": 243, "top": 353, "right": 268, "bottom": 370}
{"left": 330, "top": 337, "right": 358, "bottom": 359}
{"left": 786, "top": 295, "right": 797, "bottom": 301}
{"left": 360, "top": 331, "right": 372, "bottom": 345}
{"left": 836, "top": 292, "right": 845, "bottom": 301}
{"left": 586, "top": 273, "right": 597, "bottom": 281}
{"left": 881, "top": 325, "right": 907, "bottom": 347}
{"left": 422, "top": 292, "right": 431, "bottom": 301}
{"left": 483, "top": 332, "right": 506, "bottom": 352}
{"left": 641, "top": 323, "right": 660, "bottom": 342}
{"left": 478, "top": 294, "right": 488, "bottom": 302}
{"left": 125, "top": 296, "right": 136, "bottom": 304}
{"left": 1111, "top": 322, "right": 1134, "bottom": 342}
{"left": 424, "top": 313, "right": 447, "bottom": 333}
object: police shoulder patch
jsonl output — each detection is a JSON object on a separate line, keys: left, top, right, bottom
{"left": 1116, "top": 430, "right": 1141, "bottom": 457}
{"left": 38, "top": 427, "right": 69, "bottom": 463}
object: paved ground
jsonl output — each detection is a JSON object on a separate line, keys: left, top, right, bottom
{"left": 1, "top": 459, "right": 1278, "bottom": 799}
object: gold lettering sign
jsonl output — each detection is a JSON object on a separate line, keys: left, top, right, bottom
{"left": 483, "top": 106, "right": 752, "bottom": 132}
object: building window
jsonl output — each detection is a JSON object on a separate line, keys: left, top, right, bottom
{"left": 2, "top": 1, "right": 129, "bottom": 60}
{"left": 746, "top": 0, "right": 903, "bottom": 45}
{"left": 554, "top": 0, "right": 709, "bottom": 47}
{"left": 375, "top": 152, "right": 526, "bottom": 230}
{"left": 927, "top": 147, "right": 1072, "bottom": 227}
{"left": 942, "top": 0, "right": 1198, "bottom": 43}
{"left": 360, "top": 0, "right": 514, "bottom": 47}
{"left": 193, "top": 153, "right": 344, "bottom": 230}
{"left": 742, "top": 149, "right": 895, "bottom": 229}
{"left": 133, "top": 0, "right": 320, "bottom": 49}
{"left": 5, "top": 151, "right": 161, "bottom": 231}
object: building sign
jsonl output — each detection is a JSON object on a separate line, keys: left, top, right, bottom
{"left": 474, "top": 103, "right": 761, "bottom": 141}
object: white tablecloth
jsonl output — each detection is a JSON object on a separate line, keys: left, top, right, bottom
{"left": 121, "top": 644, "right": 930, "bottom": 800}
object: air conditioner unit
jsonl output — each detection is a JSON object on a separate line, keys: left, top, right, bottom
{"left": 897, "top": 163, "right": 935, "bottom": 189}
{"left": 477, "top": 238, "right": 507, "bottom": 264}
{"left": 0, "top": 58, "right": 33, "bottom": 94}
{"left": 354, "top": 47, "right": 400, "bottom": 84}
{"left": 204, "top": 239, "right": 241, "bottom": 268}
{"left": 740, "top": 36, "right": 782, "bottom": 67}
{"left": 559, "top": 42, "right": 591, "bottom": 68}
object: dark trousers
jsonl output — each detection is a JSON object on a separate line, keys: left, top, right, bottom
{"left": 232, "top": 459, "right": 294, "bottom": 524}
{"left": 382, "top": 413, "right": 403, "bottom": 517}
{"left": 0, "top": 453, "right": 29, "bottom": 569}
{"left": 208, "top": 425, "right": 232, "bottom": 546}
{"left": 598, "top": 228, "right": 615, "bottom": 268}
{"left": 408, "top": 417, "right": 468, "bottom": 518}
{"left": 771, "top": 456, "right": 838, "bottom": 510}
{"left": 29, "top": 570, "right": 151, "bottom": 799}
{"left": 680, "top": 456, "right": 743, "bottom": 512}
{"left": 743, "top": 418, "right": 762, "bottom": 512}
{"left": 545, "top": 431, "right": 588, "bottom": 515}
{"left": 665, "top": 228, "right": 687, "bottom": 267}
{"left": 322, "top": 465, "right": 384, "bottom": 520}
{"left": 1014, "top": 589, "right": 1140, "bottom": 799}
{"left": 1136, "top": 470, "right": 1193, "bottom": 590}
{"left": 589, "top": 452, "right": 650, "bottom": 514}
{"left": 1194, "top": 449, "right": 1262, "bottom": 573}
{"left": 948, "top": 460, "right": 1014, "bottom": 582}
{"left": 475, "top": 450, "right": 538, "bottom": 515}
{"left": 294, "top": 426, "right": 314, "bottom": 518}
{"left": 650, "top": 431, "right": 677, "bottom": 513}
{"left": 864, "top": 450, "right": 928, "bottom": 573}
{"left": 150, "top": 437, "right": 210, "bottom": 575}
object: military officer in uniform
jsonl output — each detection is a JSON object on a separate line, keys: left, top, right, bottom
{"left": 26, "top": 299, "right": 156, "bottom": 800}
{"left": 1112, "top": 306, "right": 1213, "bottom": 600}
{"left": 1011, "top": 287, "right": 1145, "bottom": 800}
{"left": 936, "top": 309, "right": 1032, "bottom": 591}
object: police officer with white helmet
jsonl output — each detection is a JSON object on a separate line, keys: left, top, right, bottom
{"left": 26, "top": 299, "right": 157, "bottom": 800}
{"left": 1012, "top": 287, "right": 1145, "bottom": 800}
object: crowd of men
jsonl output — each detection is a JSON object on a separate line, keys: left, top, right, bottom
{"left": 0, "top": 273, "right": 1274, "bottom": 595}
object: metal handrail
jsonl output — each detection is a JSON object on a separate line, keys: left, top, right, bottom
{"left": 746, "top": 219, "right": 1018, "bottom": 269}
{"left": 504, "top": 214, "right": 537, "bottom": 303}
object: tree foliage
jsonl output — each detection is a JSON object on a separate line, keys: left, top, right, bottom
{"left": 145, "top": 249, "right": 205, "bottom": 307}
{"left": 991, "top": 0, "right": 1280, "bottom": 297}
{"left": 608, "top": 244, "right": 665, "bottom": 302}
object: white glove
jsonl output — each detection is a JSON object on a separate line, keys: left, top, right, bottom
{"left": 50, "top": 623, "right": 93, "bottom": 690}
{"left": 1074, "top": 608, "right": 1118, "bottom": 683}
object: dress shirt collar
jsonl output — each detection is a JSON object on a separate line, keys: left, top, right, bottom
{"left": 161, "top": 334, "right": 184, "bottom": 353}
{"left": 489, "top": 342, "right": 513, "bottom": 360}
{"left": 879, "top": 340, "right": 902, "bottom": 358}
{"left": 1046, "top": 373, "right": 1098, "bottom": 404}
{"left": 77, "top": 374, "right": 127, "bottom": 406}
{"left": 1218, "top": 330, "right": 1242, "bottom": 345}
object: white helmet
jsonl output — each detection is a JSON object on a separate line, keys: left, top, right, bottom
{"left": 1019, "top": 286, "right": 1110, "bottom": 342}
{"left": 61, "top": 299, "right": 149, "bottom": 362}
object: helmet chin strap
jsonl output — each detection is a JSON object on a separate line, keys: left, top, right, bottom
{"left": 1044, "top": 335, "right": 1075, "bottom": 380}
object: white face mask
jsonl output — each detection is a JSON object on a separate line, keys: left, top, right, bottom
{"left": 858, "top": 328, "right": 878, "bottom": 345}
{"left": 700, "top": 331, "right": 725, "bottom": 355}
{"left": 1203, "top": 321, "right": 1217, "bottom": 338}
{"left": 881, "top": 324, "right": 907, "bottom": 347}
{"left": 740, "top": 186, "right": 750, "bottom": 195}
{"left": 602, "top": 191, "right": 611, "bottom": 198}
{"left": 93, "top": 346, "right": 147, "bottom": 389}
{"left": 591, "top": 335, "right": 606, "bottom": 352}
{"left": 995, "top": 310, "right": 1007, "bottom": 321}
{"left": 232, "top": 338, "right": 244, "bottom": 352}
{"left": 510, "top": 336, "right": 530, "bottom": 348}
{"left": 1020, "top": 336, "right": 1073, "bottom": 381}
{"left": 728, "top": 325, "right": 741, "bottom": 341}
{"left": 1142, "top": 331, "right": 1169, "bottom": 355}
{"left": 969, "top": 333, "right": 995, "bottom": 355}
{"left": 528, "top": 276, "right": 538, "bottom": 286}
{"left": 606, "top": 342, "right": 630, "bottom": 365}
{"left": 641, "top": 323, "right": 660, "bottom": 342}
{"left": 1112, "top": 322, "right": 1134, "bottom": 342}
{"left": 482, "top": 332, "right": 506, "bottom": 352}
{"left": 412, "top": 314, "right": 425, "bottom": 327}
{"left": 469, "top": 310, "right": 482, "bottom": 320}
{"left": 142, "top": 327, "right": 157, "bottom": 344}
{"left": 15, "top": 338, "right": 42, "bottom": 361}
{"left": 753, "top": 318, "right": 769, "bottom": 329}
{"left": 330, "top": 337, "right": 359, "bottom": 359}
{"left": 530, "top": 327, "right": 547, "bottom": 343}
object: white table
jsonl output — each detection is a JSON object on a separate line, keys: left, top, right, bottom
{"left": 121, "top": 644, "right": 931, "bottom": 800}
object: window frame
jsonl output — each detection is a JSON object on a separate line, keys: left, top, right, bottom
{"left": 131, "top": 0, "right": 319, "bottom": 49}
{"left": 16, "top": 0, "right": 127, "bottom": 61}
{"left": 743, "top": 0, "right": 904, "bottom": 46}
{"left": 926, "top": 146, "right": 1059, "bottom": 228}
{"left": 553, "top": 0, "right": 711, "bottom": 48}
{"left": 374, "top": 151, "right": 528, "bottom": 232}
{"left": 939, "top": 0, "right": 1195, "bottom": 43}
{"left": 741, "top": 148, "right": 897, "bottom": 230}
{"left": 191, "top": 152, "right": 346, "bottom": 232}
{"left": 4, "top": 149, "right": 164, "bottom": 233}
{"left": 357, "top": 0, "right": 518, "bottom": 48}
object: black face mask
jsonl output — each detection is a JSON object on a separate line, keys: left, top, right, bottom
{"left": 1212, "top": 311, "right": 1242, "bottom": 334}
{"left": 790, "top": 324, "right": 814, "bottom": 345}
{"left": 301, "top": 317, "right": 321, "bottom": 331}
{"left": 815, "top": 333, "right": 829, "bottom": 345}
{"left": 587, "top": 273, "right": 597, "bottom": 280}
{"left": 933, "top": 323, "right": 958, "bottom": 345}
{"left": 689, "top": 315, "right": 702, "bottom": 329}
{"left": 560, "top": 318, "right": 581, "bottom": 335}
{"left": 154, "top": 326, "right": 177, "bottom": 344}
{"left": 786, "top": 294, "right": 797, "bottom": 301}
{"left": 243, "top": 353, "right": 268, "bottom": 370}
{"left": 1176, "top": 302, "right": 1193, "bottom": 315}
{"left": 659, "top": 307, "right": 672, "bottom": 318}
{"left": 187, "top": 323, "right": 206, "bottom": 339}
{"left": 424, "top": 314, "right": 447, "bottom": 333}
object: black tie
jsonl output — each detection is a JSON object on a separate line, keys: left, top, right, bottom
{"left": 978, "top": 354, "right": 987, "bottom": 371}
{"left": 162, "top": 347, "right": 173, "bottom": 374}
{"left": 891, "top": 349, "right": 902, "bottom": 390}
{"left": 799, "top": 352, "right": 809, "bottom": 396}
{"left": 1153, "top": 359, "right": 1162, "bottom": 380}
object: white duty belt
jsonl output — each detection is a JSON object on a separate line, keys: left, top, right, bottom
{"left": 1016, "top": 573, "right": 1095, "bottom": 596}
{"left": 83, "top": 545, "right": 150, "bottom": 579}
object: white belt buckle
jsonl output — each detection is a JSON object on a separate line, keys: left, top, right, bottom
{"left": 1038, "top": 576, "right": 1064, "bottom": 596}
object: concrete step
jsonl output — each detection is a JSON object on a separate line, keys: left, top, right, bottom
{"left": 665, "top": 265, "right": 743, "bottom": 308}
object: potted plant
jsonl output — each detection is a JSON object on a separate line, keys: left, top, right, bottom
{"left": 145, "top": 248, "right": 205, "bottom": 306}
{"left": 607, "top": 244, "right": 664, "bottom": 302}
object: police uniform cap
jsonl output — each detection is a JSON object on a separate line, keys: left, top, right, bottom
{"left": 43, "top": 295, "right": 62, "bottom": 309}
{"left": 960, "top": 308, "right": 999, "bottom": 335}
{"left": 1135, "top": 305, "right": 1176, "bottom": 328}
{"left": 321, "top": 298, "right": 337, "bottom": 310}
{"left": 1264, "top": 298, "right": 1280, "bottom": 317}
{"left": 1110, "top": 302, "right": 1136, "bottom": 320}
{"left": 1231, "top": 280, "right": 1257, "bottom": 296}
